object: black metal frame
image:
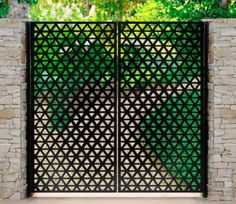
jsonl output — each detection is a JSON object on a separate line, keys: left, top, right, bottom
{"left": 201, "top": 22, "right": 209, "bottom": 197}
{"left": 118, "top": 22, "right": 208, "bottom": 193}
{"left": 27, "top": 21, "right": 208, "bottom": 196}
{"left": 26, "top": 22, "right": 34, "bottom": 197}
{"left": 27, "top": 22, "right": 117, "bottom": 194}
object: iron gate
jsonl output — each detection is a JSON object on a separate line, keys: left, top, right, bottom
{"left": 27, "top": 22, "right": 208, "bottom": 195}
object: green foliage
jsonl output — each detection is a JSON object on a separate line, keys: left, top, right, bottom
{"left": 30, "top": 0, "right": 87, "bottom": 21}
{"left": 29, "top": 0, "right": 146, "bottom": 21}
{"left": 0, "top": 0, "right": 38, "bottom": 18}
{"left": 29, "top": 0, "right": 236, "bottom": 21}
{"left": 29, "top": 0, "right": 235, "bottom": 187}
{"left": 17, "top": 0, "right": 37, "bottom": 4}
{"left": 128, "top": 0, "right": 236, "bottom": 21}
{"left": 0, "top": 0, "right": 10, "bottom": 18}
{"left": 34, "top": 24, "right": 115, "bottom": 128}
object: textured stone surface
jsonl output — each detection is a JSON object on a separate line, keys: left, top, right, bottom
{"left": 207, "top": 19, "right": 236, "bottom": 201}
{"left": 0, "top": 109, "right": 16, "bottom": 120}
{"left": 220, "top": 108, "right": 236, "bottom": 118}
{"left": 0, "top": 19, "right": 26, "bottom": 200}
{"left": 0, "top": 18, "right": 236, "bottom": 201}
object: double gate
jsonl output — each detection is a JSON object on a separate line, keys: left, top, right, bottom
{"left": 27, "top": 22, "right": 208, "bottom": 195}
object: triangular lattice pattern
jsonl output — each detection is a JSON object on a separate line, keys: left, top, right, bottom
{"left": 29, "top": 22, "right": 206, "bottom": 193}
{"left": 32, "top": 22, "right": 116, "bottom": 192}
{"left": 118, "top": 22, "right": 204, "bottom": 192}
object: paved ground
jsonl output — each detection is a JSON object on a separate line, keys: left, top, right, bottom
{"left": 0, "top": 198, "right": 235, "bottom": 204}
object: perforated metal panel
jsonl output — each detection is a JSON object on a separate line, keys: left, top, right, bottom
{"left": 28, "top": 22, "right": 117, "bottom": 192}
{"left": 118, "top": 22, "right": 207, "bottom": 192}
{"left": 27, "top": 22, "right": 207, "bottom": 195}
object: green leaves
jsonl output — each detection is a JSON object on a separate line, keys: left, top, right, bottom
{"left": 29, "top": 0, "right": 87, "bottom": 21}
{"left": 2, "top": 0, "right": 236, "bottom": 21}
{"left": 0, "top": 0, "right": 10, "bottom": 18}
{"left": 129, "top": 0, "right": 236, "bottom": 21}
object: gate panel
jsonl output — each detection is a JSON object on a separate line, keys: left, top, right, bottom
{"left": 28, "top": 22, "right": 117, "bottom": 192}
{"left": 118, "top": 22, "right": 207, "bottom": 192}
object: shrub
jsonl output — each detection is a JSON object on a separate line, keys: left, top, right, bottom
{"left": 128, "top": 0, "right": 236, "bottom": 21}
{"left": 0, "top": 0, "right": 10, "bottom": 18}
{"left": 29, "top": 0, "right": 94, "bottom": 21}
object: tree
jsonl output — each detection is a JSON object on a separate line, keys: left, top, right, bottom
{"left": 128, "top": 0, "right": 236, "bottom": 21}
{"left": 0, "top": 0, "right": 10, "bottom": 18}
{"left": 220, "top": 0, "right": 232, "bottom": 7}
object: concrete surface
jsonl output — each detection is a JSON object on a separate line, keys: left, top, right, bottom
{"left": 0, "top": 198, "right": 235, "bottom": 204}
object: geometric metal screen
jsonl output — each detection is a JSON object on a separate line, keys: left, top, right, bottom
{"left": 118, "top": 22, "right": 207, "bottom": 193}
{"left": 27, "top": 22, "right": 117, "bottom": 192}
{"left": 27, "top": 22, "right": 207, "bottom": 195}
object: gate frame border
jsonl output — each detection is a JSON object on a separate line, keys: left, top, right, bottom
{"left": 26, "top": 21, "right": 209, "bottom": 197}
{"left": 201, "top": 22, "right": 209, "bottom": 198}
{"left": 26, "top": 21, "right": 34, "bottom": 197}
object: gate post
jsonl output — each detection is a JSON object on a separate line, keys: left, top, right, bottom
{"left": 0, "top": 19, "right": 27, "bottom": 199}
{"left": 205, "top": 19, "right": 236, "bottom": 201}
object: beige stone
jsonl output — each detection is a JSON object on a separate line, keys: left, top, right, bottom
{"left": 215, "top": 86, "right": 228, "bottom": 93}
{"left": 224, "top": 133, "right": 236, "bottom": 140}
{"left": 0, "top": 109, "right": 15, "bottom": 119}
{"left": 0, "top": 96, "right": 13, "bottom": 104}
{"left": 218, "top": 169, "right": 232, "bottom": 177}
{"left": 224, "top": 144, "right": 236, "bottom": 153}
{"left": 0, "top": 19, "right": 27, "bottom": 200}
{"left": 0, "top": 28, "right": 14, "bottom": 36}
{"left": 220, "top": 108, "right": 236, "bottom": 118}
{"left": 0, "top": 144, "right": 11, "bottom": 153}
{"left": 208, "top": 19, "right": 236, "bottom": 201}
{"left": 221, "top": 28, "right": 236, "bottom": 36}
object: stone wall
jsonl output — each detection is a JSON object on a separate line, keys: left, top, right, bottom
{"left": 0, "top": 19, "right": 27, "bottom": 199}
{"left": 207, "top": 19, "right": 236, "bottom": 201}
{"left": 0, "top": 18, "right": 236, "bottom": 201}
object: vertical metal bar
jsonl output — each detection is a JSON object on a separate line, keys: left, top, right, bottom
{"left": 26, "top": 21, "right": 34, "bottom": 197}
{"left": 114, "top": 21, "right": 118, "bottom": 192}
{"left": 117, "top": 22, "right": 121, "bottom": 193}
{"left": 201, "top": 22, "right": 209, "bottom": 197}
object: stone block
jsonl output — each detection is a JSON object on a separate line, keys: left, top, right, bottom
{"left": 0, "top": 144, "right": 11, "bottom": 159}
{"left": 6, "top": 86, "right": 20, "bottom": 94}
{"left": 214, "top": 129, "right": 224, "bottom": 137}
{"left": 213, "top": 181, "right": 224, "bottom": 189}
{"left": 222, "top": 96, "right": 235, "bottom": 105}
{"left": 12, "top": 136, "right": 20, "bottom": 144}
{"left": 0, "top": 128, "right": 10, "bottom": 138}
{"left": 0, "top": 96, "right": 13, "bottom": 105}
{"left": 0, "top": 109, "right": 15, "bottom": 119}
{"left": 221, "top": 28, "right": 236, "bottom": 36}
{"left": 218, "top": 77, "right": 236, "bottom": 86}
{"left": 225, "top": 182, "right": 232, "bottom": 188}
{"left": 214, "top": 97, "right": 222, "bottom": 104}
{"left": 212, "top": 154, "right": 222, "bottom": 162}
{"left": 224, "top": 144, "right": 236, "bottom": 153}
{"left": 215, "top": 86, "right": 228, "bottom": 93}
{"left": 222, "top": 155, "right": 236, "bottom": 162}
{"left": 220, "top": 108, "right": 236, "bottom": 118}
{"left": 9, "top": 192, "right": 21, "bottom": 199}
{"left": 213, "top": 162, "right": 228, "bottom": 169}
{"left": 218, "top": 169, "right": 232, "bottom": 178}
{"left": 3, "top": 172, "right": 19, "bottom": 182}
{"left": 10, "top": 129, "right": 21, "bottom": 137}
{"left": 0, "top": 28, "right": 14, "bottom": 36}
{"left": 214, "top": 40, "right": 231, "bottom": 47}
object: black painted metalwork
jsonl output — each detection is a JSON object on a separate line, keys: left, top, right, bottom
{"left": 118, "top": 22, "right": 207, "bottom": 192}
{"left": 28, "top": 22, "right": 117, "bottom": 192}
{"left": 202, "top": 22, "right": 209, "bottom": 197}
{"left": 27, "top": 22, "right": 208, "bottom": 194}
